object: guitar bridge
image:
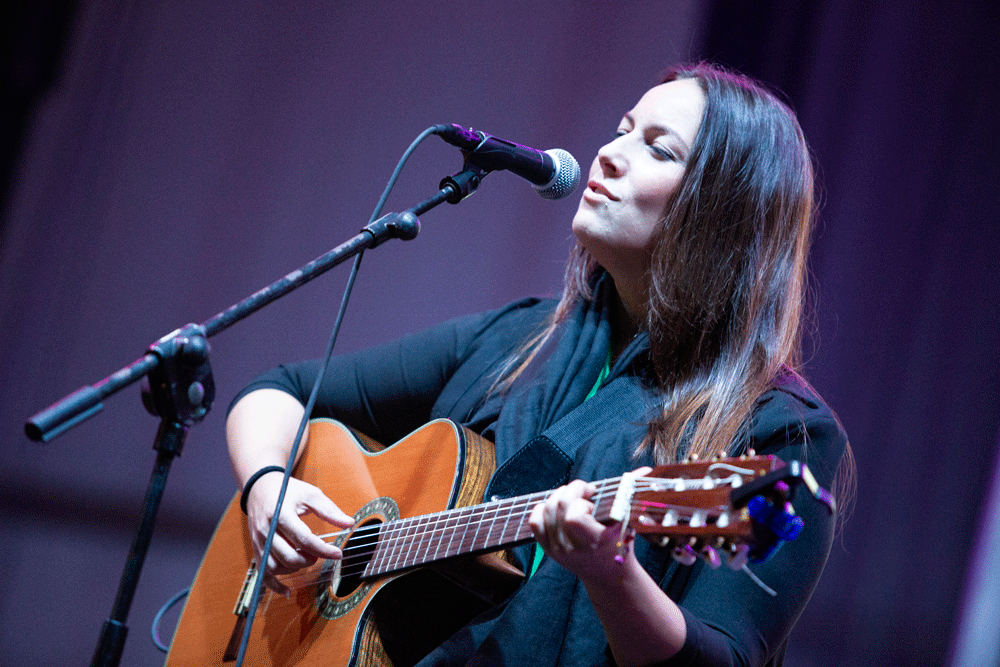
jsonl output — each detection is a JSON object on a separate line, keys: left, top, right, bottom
{"left": 222, "top": 563, "right": 259, "bottom": 662}
{"left": 233, "top": 562, "right": 259, "bottom": 616}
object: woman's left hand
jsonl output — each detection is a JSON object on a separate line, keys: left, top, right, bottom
{"left": 528, "top": 468, "right": 650, "bottom": 582}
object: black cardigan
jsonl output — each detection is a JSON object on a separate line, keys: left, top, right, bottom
{"left": 230, "top": 289, "right": 848, "bottom": 667}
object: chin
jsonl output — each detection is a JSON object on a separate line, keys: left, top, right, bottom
{"left": 571, "top": 206, "right": 602, "bottom": 243}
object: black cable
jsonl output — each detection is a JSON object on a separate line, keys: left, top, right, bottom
{"left": 233, "top": 126, "right": 440, "bottom": 666}
{"left": 151, "top": 587, "right": 189, "bottom": 653}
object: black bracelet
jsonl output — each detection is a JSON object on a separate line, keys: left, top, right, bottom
{"left": 240, "top": 465, "right": 285, "bottom": 514}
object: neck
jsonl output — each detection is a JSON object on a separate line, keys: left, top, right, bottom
{"left": 609, "top": 290, "right": 642, "bottom": 366}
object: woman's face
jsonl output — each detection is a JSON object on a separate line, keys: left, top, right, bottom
{"left": 572, "top": 78, "right": 705, "bottom": 315}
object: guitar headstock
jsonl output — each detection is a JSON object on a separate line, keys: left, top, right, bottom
{"left": 628, "top": 455, "right": 833, "bottom": 570}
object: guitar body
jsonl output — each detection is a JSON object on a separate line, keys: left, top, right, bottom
{"left": 166, "top": 419, "right": 519, "bottom": 667}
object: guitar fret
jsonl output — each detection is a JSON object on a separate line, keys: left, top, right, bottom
{"left": 482, "top": 501, "right": 504, "bottom": 550}
{"left": 496, "top": 500, "right": 514, "bottom": 545}
{"left": 414, "top": 514, "right": 431, "bottom": 566}
{"left": 470, "top": 504, "right": 491, "bottom": 552}
{"left": 377, "top": 519, "right": 397, "bottom": 575}
{"left": 429, "top": 513, "right": 446, "bottom": 566}
{"left": 369, "top": 524, "right": 391, "bottom": 576}
{"left": 505, "top": 500, "right": 522, "bottom": 542}
{"left": 518, "top": 494, "right": 542, "bottom": 540}
{"left": 391, "top": 516, "right": 413, "bottom": 571}
{"left": 399, "top": 516, "right": 416, "bottom": 567}
{"left": 431, "top": 510, "right": 445, "bottom": 563}
{"left": 400, "top": 515, "right": 418, "bottom": 569}
{"left": 460, "top": 506, "right": 480, "bottom": 554}
{"left": 419, "top": 513, "right": 438, "bottom": 568}
{"left": 427, "top": 510, "right": 449, "bottom": 564}
{"left": 481, "top": 501, "right": 500, "bottom": 549}
{"left": 436, "top": 507, "right": 454, "bottom": 560}
{"left": 497, "top": 498, "right": 515, "bottom": 546}
{"left": 454, "top": 505, "right": 474, "bottom": 558}
{"left": 444, "top": 507, "right": 468, "bottom": 559}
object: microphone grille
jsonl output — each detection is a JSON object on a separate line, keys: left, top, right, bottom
{"left": 535, "top": 149, "right": 581, "bottom": 200}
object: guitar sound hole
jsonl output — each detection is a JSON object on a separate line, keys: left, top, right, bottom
{"left": 334, "top": 518, "right": 382, "bottom": 597}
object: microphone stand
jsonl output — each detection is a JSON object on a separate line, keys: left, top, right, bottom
{"left": 24, "top": 165, "right": 486, "bottom": 667}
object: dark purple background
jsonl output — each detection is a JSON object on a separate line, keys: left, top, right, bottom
{"left": 2, "top": 2, "right": 998, "bottom": 666}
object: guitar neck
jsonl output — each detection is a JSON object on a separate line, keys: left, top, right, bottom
{"left": 364, "top": 478, "right": 625, "bottom": 577}
{"left": 355, "top": 454, "right": 799, "bottom": 579}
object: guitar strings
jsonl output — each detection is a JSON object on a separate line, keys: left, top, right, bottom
{"left": 319, "top": 475, "right": 733, "bottom": 576}
{"left": 269, "top": 500, "right": 734, "bottom": 595}
{"left": 309, "top": 473, "right": 740, "bottom": 557}
{"left": 292, "top": 475, "right": 736, "bottom": 586}
{"left": 330, "top": 475, "right": 741, "bottom": 578}
{"left": 264, "top": 474, "right": 747, "bottom": 594}
{"left": 268, "top": 487, "right": 591, "bottom": 592}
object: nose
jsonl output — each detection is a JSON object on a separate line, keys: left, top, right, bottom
{"left": 596, "top": 135, "right": 626, "bottom": 178}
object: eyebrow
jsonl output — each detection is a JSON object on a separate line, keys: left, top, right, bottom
{"left": 622, "top": 112, "right": 692, "bottom": 155}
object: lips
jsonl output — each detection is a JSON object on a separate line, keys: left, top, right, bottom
{"left": 587, "top": 180, "right": 618, "bottom": 201}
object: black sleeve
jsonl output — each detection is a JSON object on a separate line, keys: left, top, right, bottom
{"left": 227, "top": 298, "right": 544, "bottom": 444}
{"left": 657, "top": 385, "right": 848, "bottom": 667}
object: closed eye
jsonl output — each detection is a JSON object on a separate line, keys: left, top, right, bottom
{"left": 651, "top": 144, "right": 676, "bottom": 161}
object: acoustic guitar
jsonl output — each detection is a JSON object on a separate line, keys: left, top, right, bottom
{"left": 166, "top": 418, "right": 826, "bottom": 666}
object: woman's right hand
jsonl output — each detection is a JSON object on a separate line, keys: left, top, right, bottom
{"left": 245, "top": 470, "right": 355, "bottom": 596}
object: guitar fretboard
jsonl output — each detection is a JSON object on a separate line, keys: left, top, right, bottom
{"left": 365, "top": 478, "right": 624, "bottom": 576}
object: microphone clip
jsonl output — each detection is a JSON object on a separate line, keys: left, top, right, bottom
{"left": 440, "top": 164, "right": 488, "bottom": 204}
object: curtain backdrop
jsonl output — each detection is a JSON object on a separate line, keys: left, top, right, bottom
{"left": 699, "top": 3, "right": 1000, "bottom": 666}
{"left": 2, "top": 2, "right": 997, "bottom": 666}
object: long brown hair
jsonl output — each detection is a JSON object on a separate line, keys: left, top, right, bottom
{"left": 505, "top": 63, "right": 850, "bottom": 489}
{"left": 640, "top": 62, "right": 816, "bottom": 463}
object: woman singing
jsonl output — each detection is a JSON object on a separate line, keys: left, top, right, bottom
{"left": 226, "top": 62, "right": 852, "bottom": 667}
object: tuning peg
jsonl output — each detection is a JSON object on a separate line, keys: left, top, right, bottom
{"left": 699, "top": 543, "right": 722, "bottom": 569}
{"left": 726, "top": 543, "right": 750, "bottom": 570}
{"left": 744, "top": 495, "right": 805, "bottom": 564}
{"left": 747, "top": 496, "right": 804, "bottom": 542}
{"left": 672, "top": 544, "right": 697, "bottom": 566}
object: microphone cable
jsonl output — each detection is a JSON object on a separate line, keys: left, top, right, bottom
{"left": 231, "top": 125, "right": 441, "bottom": 667}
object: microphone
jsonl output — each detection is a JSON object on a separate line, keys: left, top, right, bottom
{"left": 433, "top": 124, "right": 580, "bottom": 200}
